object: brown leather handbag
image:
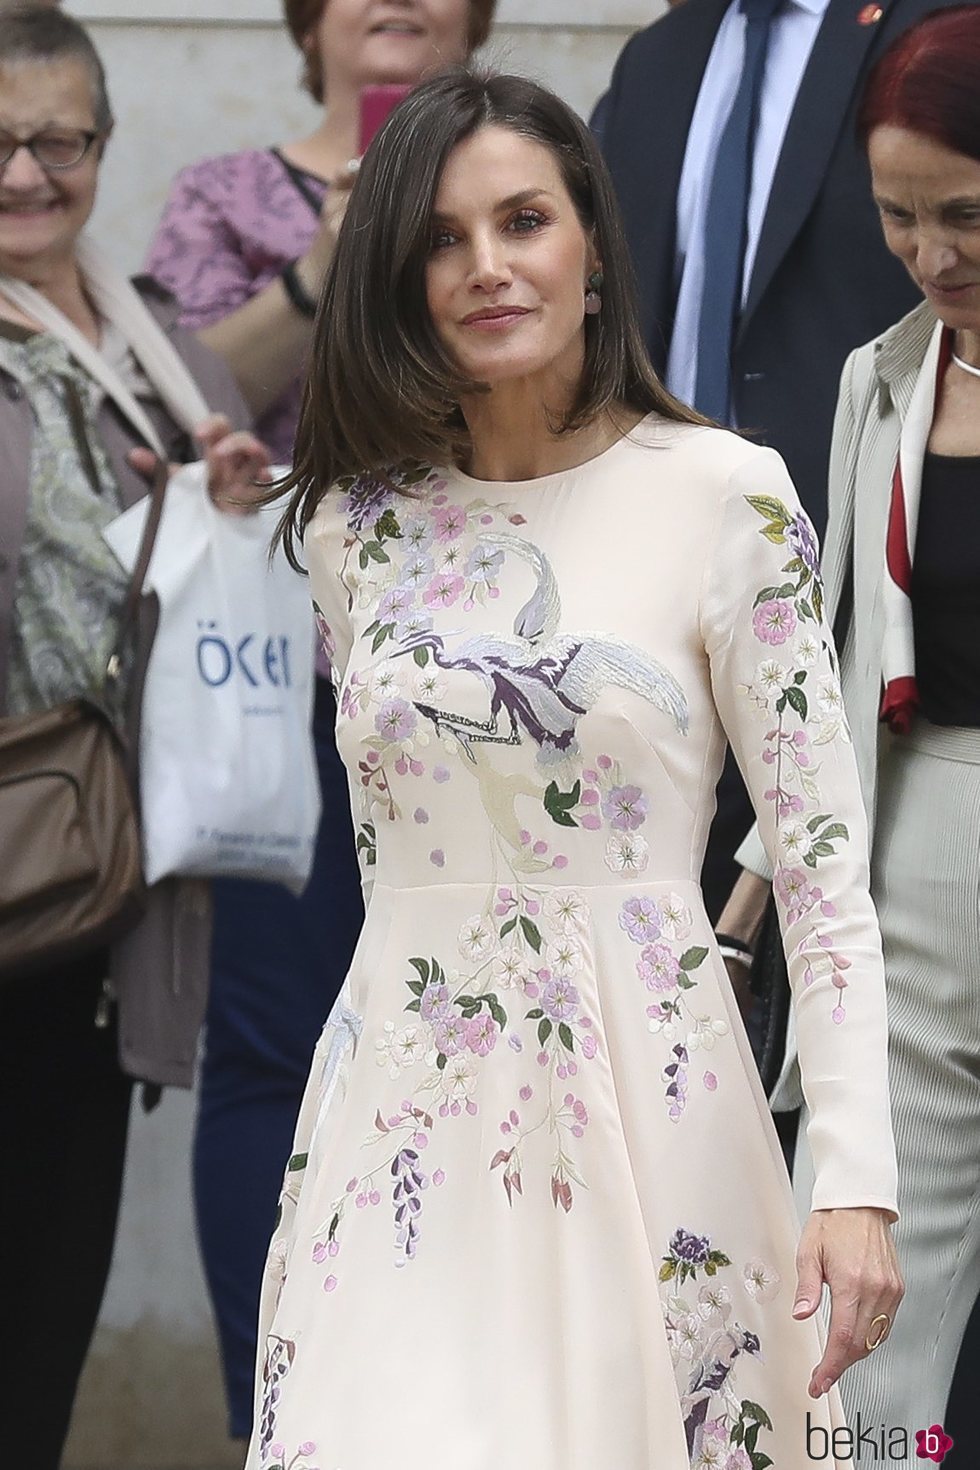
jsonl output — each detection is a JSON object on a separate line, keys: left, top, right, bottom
{"left": 0, "top": 463, "right": 168, "bottom": 981}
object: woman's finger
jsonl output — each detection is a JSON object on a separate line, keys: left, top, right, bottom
{"left": 809, "top": 1276, "right": 860, "bottom": 1397}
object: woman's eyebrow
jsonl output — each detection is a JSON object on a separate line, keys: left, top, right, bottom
{"left": 431, "top": 188, "right": 555, "bottom": 223}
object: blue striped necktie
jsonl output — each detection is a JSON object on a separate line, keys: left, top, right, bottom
{"left": 694, "top": 0, "right": 784, "bottom": 423}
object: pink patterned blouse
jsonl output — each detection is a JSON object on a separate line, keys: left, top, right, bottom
{"left": 145, "top": 147, "right": 327, "bottom": 463}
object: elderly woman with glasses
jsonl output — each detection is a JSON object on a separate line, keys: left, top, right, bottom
{"left": 0, "top": 11, "right": 266, "bottom": 1468}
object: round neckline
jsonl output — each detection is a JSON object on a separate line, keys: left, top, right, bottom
{"left": 270, "top": 145, "right": 329, "bottom": 187}
{"left": 447, "top": 411, "right": 661, "bottom": 492}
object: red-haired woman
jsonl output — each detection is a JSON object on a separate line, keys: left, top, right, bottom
{"left": 145, "top": 1, "right": 496, "bottom": 1445}
{"left": 722, "top": 4, "right": 980, "bottom": 1442}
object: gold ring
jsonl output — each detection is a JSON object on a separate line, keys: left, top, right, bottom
{"left": 865, "top": 1313, "right": 890, "bottom": 1352}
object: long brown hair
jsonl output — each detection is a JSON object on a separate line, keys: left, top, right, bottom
{"left": 283, "top": 0, "right": 497, "bottom": 103}
{"left": 276, "top": 69, "right": 704, "bottom": 568}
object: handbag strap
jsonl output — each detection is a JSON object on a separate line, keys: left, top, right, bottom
{"left": 104, "top": 458, "right": 170, "bottom": 694}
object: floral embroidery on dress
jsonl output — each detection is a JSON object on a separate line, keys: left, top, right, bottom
{"left": 307, "top": 470, "right": 697, "bottom": 1271}
{"left": 660, "top": 1229, "right": 777, "bottom": 1470}
{"left": 618, "top": 894, "right": 727, "bottom": 1118}
{"left": 741, "top": 496, "right": 853, "bottom": 1025}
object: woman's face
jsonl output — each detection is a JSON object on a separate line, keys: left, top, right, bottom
{"left": 316, "top": 0, "right": 472, "bottom": 94}
{"left": 425, "top": 125, "right": 597, "bottom": 392}
{"left": 869, "top": 123, "right": 980, "bottom": 334}
{"left": 0, "top": 59, "right": 103, "bottom": 277}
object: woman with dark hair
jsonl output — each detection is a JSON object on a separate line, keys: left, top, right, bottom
{"left": 146, "top": 3, "right": 496, "bottom": 1443}
{"left": 245, "top": 70, "right": 901, "bottom": 1469}
{"left": 722, "top": 4, "right": 980, "bottom": 1447}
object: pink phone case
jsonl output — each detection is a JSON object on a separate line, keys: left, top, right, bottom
{"left": 359, "top": 84, "right": 413, "bottom": 155}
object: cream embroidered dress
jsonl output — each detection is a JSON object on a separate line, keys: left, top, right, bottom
{"left": 246, "top": 419, "right": 897, "bottom": 1470}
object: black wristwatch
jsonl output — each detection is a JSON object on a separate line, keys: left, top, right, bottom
{"left": 280, "top": 258, "right": 317, "bottom": 320}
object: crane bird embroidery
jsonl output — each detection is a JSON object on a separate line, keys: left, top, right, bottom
{"left": 391, "top": 531, "right": 689, "bottom": 760}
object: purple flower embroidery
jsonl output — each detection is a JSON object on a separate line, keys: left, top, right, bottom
{"left": 341, "top": 474, "right": 394, "bottom": 531}
{"left": 541, "top": 977, "right": 580, "bottom": 1021}
{"left": 787, "top": 511, "right": 820, "bottom": 575}
{"left": 391, "top": 1146, "right": 426, "bottom": 1262}
{"left": 466, "top": 1012, "right": 498, "bottom": 1057}
{"left": 378, "top": 585, "right": 415, "bottom": 624}
{"left": 637, "top": 942, "right": 680, "bottom": 993}
{"left": 423, "top": 572, "right": 464, "bottom": 608}
{"left": 420, "top": 984, "right": 453, "bottom": 1023}
{"left": 619, "top": 896, "right": 662, "bottom": 944}
{"left": 375, "top": 698, "right": 417, "bottom": 742}
{"left": 669, "top": 1227, "right": 711, "bottom": 1264}
{"left": 432, "top": 503, "right": 467, "bottom": 542}
{"left": 466, "top": 543, "right": 505, "bottom": 582}
{"left": 602, "top": 784, "right": 648, "bottom": 830}
{"left": 753, "top": 599, "right": 797, "bottom": 646}
{"left": 434, "top": 1013, "right": 469, "bottom": 1056}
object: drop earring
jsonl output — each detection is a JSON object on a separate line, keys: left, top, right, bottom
{"left": 584, "top": 270, "right": 603, "bottom": 316}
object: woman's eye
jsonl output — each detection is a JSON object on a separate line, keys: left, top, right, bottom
{"left": 508, "top": 209, "right": 547, "bottom": 233}
{"left": 430, "top": 228, "right": 458, "bottom": 251}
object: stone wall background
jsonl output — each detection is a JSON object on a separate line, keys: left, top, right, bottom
{"left": 60, "top": 2, "right": 663, "bottom": 1465}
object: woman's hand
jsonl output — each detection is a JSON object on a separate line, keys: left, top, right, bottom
{"left": 127, "top": 413, "right": 272, "bottom": 515}
{"left": 794, "top": 1206, "right": 904, "bottom": 1398}
{"left": 197, "top": 413, "right": 271, "bottom": 515}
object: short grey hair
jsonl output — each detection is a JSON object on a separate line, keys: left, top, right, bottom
{"left": 0, "top": 7, "right": 113, "bottom": 132}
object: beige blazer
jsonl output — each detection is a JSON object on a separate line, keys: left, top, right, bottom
{"left": 738, "top": 298, "right": 938, "bottom": 1106}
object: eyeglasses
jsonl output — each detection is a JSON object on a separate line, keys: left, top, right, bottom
{"left": 0, "top": 128, "right": 101, "bottom": 171}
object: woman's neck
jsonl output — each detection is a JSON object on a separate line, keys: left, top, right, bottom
{"left": 460, "top": 389, "right": 640, "bottom": 482}
{"left": 282, "top": 91, "right": 358, "bottom": 180}
{"left": 954, "top": 327, "right": 980, "bottom": 372}
{"left": 0, "top": 255, "right": 99, "bottom": 344}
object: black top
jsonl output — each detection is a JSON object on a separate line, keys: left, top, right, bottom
{"left": 912, "top": 451, "right": 980, "bottom": 727}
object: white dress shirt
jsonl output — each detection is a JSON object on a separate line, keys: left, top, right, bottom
{"left": 665, "top": 0, "right": 832, "bottom": 409}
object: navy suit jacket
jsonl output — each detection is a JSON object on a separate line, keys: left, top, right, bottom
{"left": 597, "top": 0, "right": 979, "bottom": 533}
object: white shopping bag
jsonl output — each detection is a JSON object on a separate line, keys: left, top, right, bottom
{"left": 105, "top": 462, "right": 320, "bottom": 893}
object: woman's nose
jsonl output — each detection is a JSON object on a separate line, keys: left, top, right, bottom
{"left": 1, "top": 143, "right": 50, "bottom": 190}
{"left": 468, "top": 235, "right": 512, "bottom": 292}
{"left": 915, "top": 227, "right": 958, "bottom": 280}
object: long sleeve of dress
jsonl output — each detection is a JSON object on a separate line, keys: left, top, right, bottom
{"left": 700, "top": 445, "right": 897, "bottom": 1216}
{"left": 307, "top": 500, "right": 376, "bottom": 901}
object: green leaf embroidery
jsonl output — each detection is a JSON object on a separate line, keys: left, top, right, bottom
{"left": 537, "top": 1017, "right": 553, "bottom": 1047}
{"left": 409, "top": 957, "right": 431, "bottom": 986}
{"left": 374, "top": 508, "right": 401, "bottom": 541}
{"left": 499, "top": 916, "right": 518, "bottom": 939}
{"left": 371, "top": 623, "right": 394, "bottom": 654}
{"left": 558, "top": 1023, "right": 575, "bottom": 1052}
{"left": 413, "top": 645, "right": 430, "bottom": 668}
{"left": 544, "top": 779, "right": 581, "bottom": 828}
{"left": 288, "top": 1152, "right": 308, "bottom": 1172}
{"left": 520, "top": 916, "right": 543, "bottom": 952}
{"left": 741, "top": 1401, "right": 774, "bottom": 1432}
{"left": 746, "top": 494, "right": 792, "bottom": 527}
{"left": 680, "top": 945, "right": 709, "bottom": 971}
{"left": 783, "top": 684, "right": 808, "bottom": 720}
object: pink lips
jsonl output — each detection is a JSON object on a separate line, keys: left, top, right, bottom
{"left": 461, "top": 305, "right": 531, "bottom": 331}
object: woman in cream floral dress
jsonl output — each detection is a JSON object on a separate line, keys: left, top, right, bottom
{"left": 244, "top": 72, "right": 902, "bottom": 1470}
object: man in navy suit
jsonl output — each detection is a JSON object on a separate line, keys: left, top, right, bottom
{"left": 596, "top": 1, "right": 980, "bottom": 1447}
{"left": 596, "top": 0, "right": 979, "bottom": 922}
